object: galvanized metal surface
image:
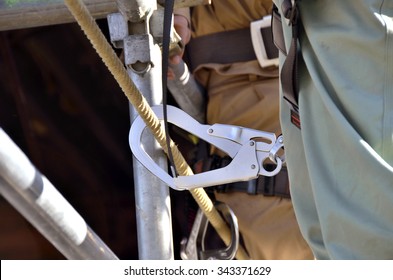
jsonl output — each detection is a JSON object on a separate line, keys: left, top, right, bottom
{"left": 0, "top": 0, "right": 118, "bottom": 31}
{"left": 167, "top": 60, "right": 205, "bottom": 123}
{"left": 114, "top": 0, "right": 174, "bottom": 259}
{"left": 0, "top": 0, "right": 210, "bottom": 31}
{"left": 128, "top": 59, "right": 175, "bottom": 260}
{"left": 0, "top": 128, "right": 118, "bottom": 260}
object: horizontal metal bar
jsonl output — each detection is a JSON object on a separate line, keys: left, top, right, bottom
{"left": 0, "top": 0, "right": 117, "bottom": 31}
{"left": 0, "top": 127, "right": 118, "bottom": 259}
{"left": 0, "top": 0, "right": 210, "bottom": 31}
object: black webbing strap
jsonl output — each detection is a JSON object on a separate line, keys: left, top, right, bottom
{"left": 162, "top": 0, "right": 178, "bottom": 175}
{"left": 273, "top": 0, "right": 301, "bottom": 129}
{"left": 195, "top": 155, "right": 291, "bottom": 198}
{"left": 186, "top": 26, "right": 278, "bottom": 72}
{"left": 186, "top": 28, "right": 257, "bottom": 71}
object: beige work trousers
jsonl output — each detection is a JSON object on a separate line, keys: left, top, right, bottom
{"left": 195, "top": 60, "right": 313, "bottom": 259}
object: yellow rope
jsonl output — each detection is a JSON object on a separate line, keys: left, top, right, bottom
{"left": 64, "top": 0, "right": 249, "bottom": 260}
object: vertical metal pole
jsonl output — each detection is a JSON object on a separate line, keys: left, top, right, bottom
{"left": 111, "top": 0, "right": 174, "bottom": 259}
{"left": 128, "top": 57, "right": 174, "bottom": 260}
{"left": 0, "top": 128, "right": 118, "bottom": 260}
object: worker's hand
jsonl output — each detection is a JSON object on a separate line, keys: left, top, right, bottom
{"left": 172, "top": 13, "right": 191, "bottom": 61}
{"left": 168, "top": 14, "right": 191, "bottom": 80}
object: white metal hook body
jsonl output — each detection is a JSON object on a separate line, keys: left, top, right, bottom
{"left": 129, "top": 105, "right": 284, "bottom": 190}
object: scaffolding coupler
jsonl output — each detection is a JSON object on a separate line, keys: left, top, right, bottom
{"left": 129, "top": 105, "right": 285, "bottom": 190}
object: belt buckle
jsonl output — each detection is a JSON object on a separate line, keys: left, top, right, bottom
{"left": 250, "top": 16, "right": 279, "bottom": 68}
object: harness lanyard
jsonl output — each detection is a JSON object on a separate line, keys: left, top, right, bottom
{"left": 162, "top": 0, "right": 178, "bottom": 176}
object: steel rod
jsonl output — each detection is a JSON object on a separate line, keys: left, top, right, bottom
{"left": 0, "top": 0, "right": 210, "bottom": 31}
{"left": 0, "top": 128, "right": 118, "bottom": 260}
{"left": 167, "top": 60, "right": 206, "bottom": 123}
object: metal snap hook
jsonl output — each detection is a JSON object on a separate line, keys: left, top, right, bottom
{"left": 269, "top": 134, "right": 285, "bottom": 164}
{"left": 180, "top": 202, "right": 239, "bottom": 260}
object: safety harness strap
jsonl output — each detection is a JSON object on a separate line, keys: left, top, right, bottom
{"left": 272, "top": 0, "right": 301, "bottom": 128}
{"left": 186, "top": 26, "right": 278, "bottom": 71}
{"left": 193, "top": 155, "right": 290, "bottom": 198}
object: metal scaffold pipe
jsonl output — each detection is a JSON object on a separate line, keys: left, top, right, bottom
{"left": 167, "top": 60, "right": 206, "bottom": 123}
{"left": 0, "top": 0, "right": 118, "bottom": 31}
{"left": 0, "top": 128, "right": 118, "bottom": 260}
{"left": 0, "top": 0, "right": 210, "bottom": 31}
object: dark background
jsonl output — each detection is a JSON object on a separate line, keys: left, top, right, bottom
{"left": 0, "top": 19, "right": 192, "bottom": 259}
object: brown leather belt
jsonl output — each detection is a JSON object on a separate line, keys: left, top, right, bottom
{"left": 186, "top": 26, "right": 278, "bottom": 71}
{"left": 195, "top": 155, "right": 291, "bottom": 199}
